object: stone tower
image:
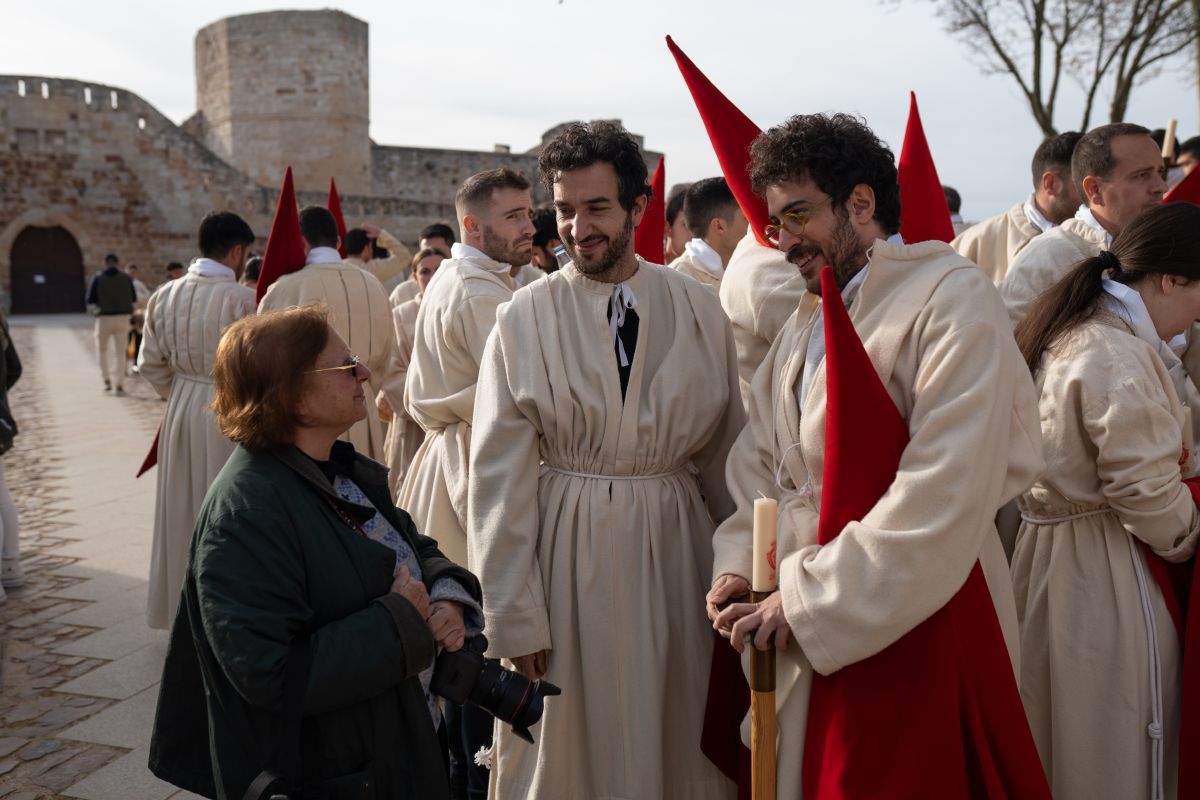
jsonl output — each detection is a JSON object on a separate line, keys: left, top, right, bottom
{"left": 192, "top": 9, "right": 370, "bottom": 194}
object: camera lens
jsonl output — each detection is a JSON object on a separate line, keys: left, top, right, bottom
{"left": 470, "top": 661, "right": 561, "bottom": 744}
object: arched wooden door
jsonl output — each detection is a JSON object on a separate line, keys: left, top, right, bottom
{"left": 9, "top": 226, "right": 85, "bottom": 314}
{"left": 10, "top": 226, "right": 85, "bottom": 314}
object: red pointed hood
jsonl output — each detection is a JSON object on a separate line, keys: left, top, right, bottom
{"left": 666, "top": 36, "right": 770, "bottom": 247}
{"left": 898, "top": 92, "right": 955, "bottom": 245}
{"left": 256, "top": 167, "right": 307, "bottom": 304}
{"left": 328, "top": 177, "right": 348, "bottom": 258}
{"left": 1166, "top": 165, "right": 1200, "bottom": 205}
{"left": 635, "top": 156, "right": 666, "bottom": 263}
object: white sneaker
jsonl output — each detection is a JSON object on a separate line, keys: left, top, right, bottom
{"left": 1, "top": 557, "right": 25, "bottom": 588}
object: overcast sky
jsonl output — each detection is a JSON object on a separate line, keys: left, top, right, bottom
{"left": 3, "top": 0, "right": 1198, "bottom": 220}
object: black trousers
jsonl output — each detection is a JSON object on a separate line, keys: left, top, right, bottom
{"left": 443, "top": 702, "right": 493, "bottom": 800}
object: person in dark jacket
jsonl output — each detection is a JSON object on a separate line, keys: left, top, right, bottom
{"left": 0, "top": 312, "right": 22, "bottom": 602}
{"left": 149, "top": 304, "right": 481, "bottom": 800}
{"left": 85, "top": 253, "right": 136, "bottom": 394}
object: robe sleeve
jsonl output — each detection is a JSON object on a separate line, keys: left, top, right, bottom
{"left": 362, "top": 230, "right": 412, "bottom": 285}
{"left": 194, "top": 510, "right": 435, "bottom": 717}
{"left": 712, "top": 318, "right": 818, "bottom": 583}
{"left": 779, "top": 274, "right": 1030, "bottom": 676}
{"left": 137, "top": 292, "right": 173, "bottom": 399}
{"left": 392, "top": 307, "right": 416, "bottom": 422}
{"left": 1086, "top": 376, "right": 1200, "bottom": 561}
{"left": 689, "top": 307, "right": 746, "bottom": 525}
{"left": 468, "top": 320, "right": 549, "bottom": 659}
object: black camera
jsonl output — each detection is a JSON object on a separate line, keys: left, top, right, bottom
{"left": 430, "top": 635, "right": 561, "bottom": 744}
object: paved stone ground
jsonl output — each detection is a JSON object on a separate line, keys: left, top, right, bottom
{"left": 0, "top": 316, "right": 200, "bottom": 800}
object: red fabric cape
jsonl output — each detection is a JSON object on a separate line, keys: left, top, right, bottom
{"left": 800, "top": 265, "right": 1049, "bottom": 798}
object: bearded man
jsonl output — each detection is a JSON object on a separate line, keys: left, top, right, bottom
{"left": 708, "top": 113, "right": 1044, "bottom": 798}
{"left": 468, "top": 121, "right": 742, "bottom": 800}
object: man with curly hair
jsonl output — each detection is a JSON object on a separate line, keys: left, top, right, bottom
{"left": 707, "top": 113, "right": 1045, "bottom": 797}
{"left": 468, "top": 120, "right": 743, "bottom": 800}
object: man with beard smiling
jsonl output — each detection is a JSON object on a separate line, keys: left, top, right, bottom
{"left": 468, "top": 121, "right": 743, "bottom": 800}
{"left": 706, "top": 113, "right": 1045, "bottom": 798}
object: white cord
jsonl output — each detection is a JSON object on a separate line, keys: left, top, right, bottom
{"left": 1127, "top": 533, "right": 1166, "bottom": 800}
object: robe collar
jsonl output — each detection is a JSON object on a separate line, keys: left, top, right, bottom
{"left": 1023, "top": 194, "right": 1055, "bottom": 233}
{"left": 1074, "top": 205, "right": 1115, "bottom": 246}
{"left": 306, "top": 247, "right": 342, "bottom": 266}
{"left": 683, "top": 238, "right": 725, "bottom": 280}
{"left": 187, "top": 257, "right": 235, "bottom": 280}
{"left": 450, "top": 242, "right": 511, "bottom": 273}
{"left": 1100, "top": 279, "right": 1187, "bottom": 390}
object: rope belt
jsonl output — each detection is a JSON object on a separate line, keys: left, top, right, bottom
{"left": 540, "top": 462, "right": 692, "bottom": 481}
{"left": 1019, "top": 507, "right": 1110, "bottom": 525}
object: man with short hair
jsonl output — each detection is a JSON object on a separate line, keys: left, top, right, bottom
{"left": 259, "top": 206, "right": 405, "bottom": 463}
{"left": 529, "top": 206, "right": 563, "bottom": 273}
{"left": 344, "top": 224, "right": 413, "bottom": 292}
{"left": 709, "top": 112, "right": 1044, "bottom": 798}
{"left": 165, "top": 261, "right": 185, "bottom": 281}
{"left": 1178, "top": 135, "right": 1200, "bottom": 176}
{"left": 240, "top": 255, "right": 261, "bottom": 292}
{"left": 953, "top": 131, "right": 1083, "bottom": 284}
{"left": 398, "top": 168, "right": 532, "bottom": 567}
{"left": 943, "top": 185, "right": 971, "bottom": 235}
{"left": 668, "top": 176, "right": 747, "bottom": 291}
{"left": 1000, "top": 123, "right": 1168, "bottom": 324}
{"left": 86, "top": 253, "right": 136, "bottom": 394}
{"left": 469, "top": 121, "right": 742, "bottom": 800}
{"left": 665, "top": 181, "right": 692, "bottom": 262}
{"left": 138, "top": 211, "right": 258, "bottom": 629}
{"left": 390, "top": 223, "right": 458, "bottom": 308}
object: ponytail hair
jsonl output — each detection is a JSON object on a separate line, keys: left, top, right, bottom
{"left": 1015, "top": 203, "right": 1200, "bottom": 373}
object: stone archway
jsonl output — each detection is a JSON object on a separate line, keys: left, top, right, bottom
{"left": 10, "top": 226, "right": 85, "bottom": 314}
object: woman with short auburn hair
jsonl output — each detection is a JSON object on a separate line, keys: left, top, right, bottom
{"left": 149, "top": 304, "right": 481, "bottom": 800}
{"left": 1012, "top": 202, "right": 1200, "bottom": 798}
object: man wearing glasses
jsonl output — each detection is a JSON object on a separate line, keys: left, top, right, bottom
{"left": 706, "top": 113, "right": 1045, "bottom": 797}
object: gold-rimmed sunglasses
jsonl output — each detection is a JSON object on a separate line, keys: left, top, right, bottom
{"left": 307, "top": 355, "right": 362, "bottom": 379}
{"left": 762, "top": 196, "right": 833, "bottom": 246}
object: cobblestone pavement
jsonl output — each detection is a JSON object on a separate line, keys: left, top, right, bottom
{"left": 0, "top": 318, "right": 195, "bottom": 800}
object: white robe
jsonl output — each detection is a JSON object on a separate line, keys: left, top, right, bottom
{"left": 718, "top": 232, "right": 816, "bottom": 408}
{"left": 383, "top": 296, "right": 423, "bottom": 497}
{"left": 713, "top": 240, "right": 1044, "bottom": 799}
{"left": 951, "top": 200, "right": 1043, "bottom": 285}
{"left": 345, "top": 229, "right": 412, "bottom": 288}
{"left": 998, "top": 217, "right": 1107, "bottom": 326}
{"left": 138, "top": 266, "right": 256, "bottom": 629}
{"left": 397, "top": 253, "right": 512, "bottom": 567}
{"left": 469, "top": 259, "right": 744, "bottom": 800}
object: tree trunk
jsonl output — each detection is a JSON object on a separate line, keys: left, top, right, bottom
{"left": 1192, "top": 0, "right": 1200, "bottom": 124}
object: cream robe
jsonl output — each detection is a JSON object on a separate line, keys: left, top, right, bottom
{"left": 1012, "top": 314, "right": 1200, "bottom": 800}
{"left": 258, "top": 261, "right": 404, "bottom": 462}
{"left": 952, "top": 201, "right": 1042, "bottom": 285}
{"left": 397, "top": 254, "right": 512, "bottom": 567}
{"left": 669, "top": 249, "right": 722, "bottom": 291}
{"left": 389, "top": 278, "right": 420, "bottom": 310}
{"left": 718, "top": 232, "right": 816, "bottom": 407}
{"left": 469, "top": 260, "right": 744, "bottom": 800}
{"left": 998, "top": 218, "right": 1107, "bottom": 326}
{"left": 713, "top": 240, "right": 1044, "bottom": 800}
{"left": 138, "top": 270, "right": 256, "bottom": 629}
{"left": 383, "top": 296, "right": 423, "bottom": 497}
{"left": 511, "top": 262, "right": 545, "bottom": 289}
{"left": 344, "top": 229, "right": 412, "bottom": 288}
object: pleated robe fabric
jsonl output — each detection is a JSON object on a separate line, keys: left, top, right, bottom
{"left": 712, "top": 240, "right": 1044, "bottom": 799}
{"left": 398, "top": 254, "right": 512, "bottom": 567}
{"left": 383, "top": 296, "right": 423, "bottom": 498}
{"left": 138, "top": 271, "right": 256, "bottom": 629}
{"left": 1012, "top": 313, "right": 1200, "bottom": 800}
{"left": 951, "top": 201, "right": 1042, "bottom": 285}
{"left": 998, "top": 218, "right": 1107, "bottom": 326}
{"left": 668, "top": 249, "right": 722, "bottom": 291}
{"left": 258, "top": 261, "right": 404, "bottom": 463}
{"left": 469, "top": 260, "right": 744, "bottom": 800}
{"left": 718, "top": 232, "right": 815, "bottom": 408}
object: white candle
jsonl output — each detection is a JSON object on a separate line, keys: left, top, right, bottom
{"left": 1164, "top": 119, "right": 1178, "bottom": 159}
{"left": 752, "top": 497, "right": 778, "bottom": 592}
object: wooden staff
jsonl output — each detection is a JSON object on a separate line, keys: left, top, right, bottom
{"left": 1164, "top": 119, "right": 1178, "bottom": 160}
{"left": 750, "top": 497, "right": 778, "bottom": 800}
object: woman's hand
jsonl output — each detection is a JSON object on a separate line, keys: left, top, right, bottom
{"left": 706, "top": 573, "right": 750, "bottom": 621}
{"left": 713, "top": 591, "right": 791, "bottom": 654}
{"left": 390, "top": 565, "right": 429, "bottom": 619}
{"left": 427, "top": 600, "right": 466, "bottom": 652}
